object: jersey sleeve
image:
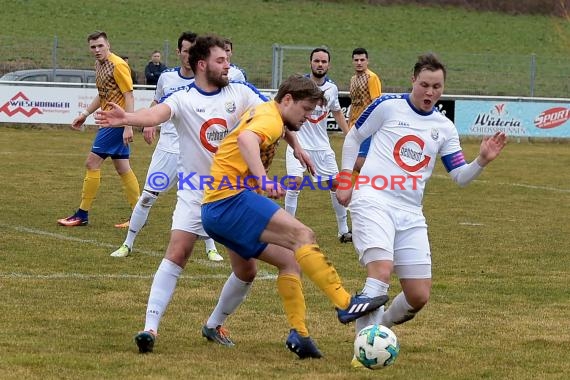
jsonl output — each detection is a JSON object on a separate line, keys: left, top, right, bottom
{"left": 328, "top": 84, "right": 341, "bottom": 112}
{"left": 242, "top": 82, "right": 269, "bottom": 107}
{"left": 162, "top": 91, "right": 180, "bottom": 121}
{"left": 154, "top": 74, "right": 166, "bottom": 102}
{"left": 113, "top": 61, "right": 134, "bottom": 94}
{"left": 241, "top": 106, "right": 282, "bottom": 148}
{"left": 368, "top": 71, "right": 382, "bottom": 98}
{"left": 439, "top": 122, "right": 466, "bottom": 172}
{"left": 354, "top": 96, "right": 389, "bottom": 139}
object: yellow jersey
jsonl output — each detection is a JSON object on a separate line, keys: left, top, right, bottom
{"left": 203, "top": 100, "right": 285, "bottom": 203}
{"left": 95, "top": 53, "right": 133, "bottom": 111}
{"left": 348, "top": 68, "right": 381, "bottom": 127}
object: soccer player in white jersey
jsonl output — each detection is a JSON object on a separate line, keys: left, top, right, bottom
{"left": 335, "top": 53, "right": 507, "bottom": 367}
{"left": 109, "top": 32, "right": 222, "bottom": 262}
{"left": 284, "top": 48, "right": 352, "bottom": 242}
{"left": 223, "top": 38, "right": 247, "bottom": 82}
{"left": 95, "top": 35, "right": 268, "bottom": 353}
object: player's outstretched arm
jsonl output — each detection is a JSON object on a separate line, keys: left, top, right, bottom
{"left": 95, "top": 102, "right": 171, "bottom": 128}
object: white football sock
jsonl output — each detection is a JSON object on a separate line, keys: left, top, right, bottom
{"left": 284, "top": 190, "right": 300, "bottom": 217}
{"left": 124, "top": 190, "right": 157, "bottom": 249}
{"left": 355, "top": 277, "right": 389, "bottom": 335}
{"left": 204, "top": 238, "right": 217, "bottom": 252}
{"left": 381, "top": 291, "right": 416, "bottom": 328}
{"left": 206, "top": 272, "right": 253, "bottom": 328}
{"left": 330, "top": 191, "right": 349, "bottom": 234}
{"left": 144, "top": 258, "right": 183, "bottom": 332}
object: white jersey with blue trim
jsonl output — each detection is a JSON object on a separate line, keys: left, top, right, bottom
{"left": 353, "top": 93, "right": 463, "bottom": 211}
{"left": 295, "top": 76, "right": 341, "bottom": 150}
{"left": 154, "top": 67, "right": 195, "bottom": 154}
{"left": 228, "top": 64, "right": 246, "bottom": 82}
{"left": 162, "top": 81, "right": 267, "bottom": 190}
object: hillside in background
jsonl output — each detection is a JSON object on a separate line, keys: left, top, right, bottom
{"left": 1, "top": 0, "right": 570, "bottom": 96}
{"left": 338, "top": 0, "right": 569, "bottom": 17}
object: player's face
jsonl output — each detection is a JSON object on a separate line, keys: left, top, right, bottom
{"left": 352, "top": 54, "right": 368, "bottom": 73}
{"left": 205, "top": 46, "right": 230, "bottom": 88}
{"left": 310, "top": 51, "right": 329, "bottom": 79}
{"left": 410, "top": 69, "right": 445, "bottom": 113}
{"left": 281, "top": 95, "right": 319, "bottom": 131}
{"left": 178, "top": 40, "right": 193, "bottom": 72}
{"left": 89, "top": 37, "right": 110, "bottom": 62}
{"left": 224, "top": 43, "right": 233, "bottom": 61}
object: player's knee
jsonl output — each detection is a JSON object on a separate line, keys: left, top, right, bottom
{"left": 234, "top": 264, "right": 257, "bottom": 282}
{"left": 295, "top": 225, "right": 316, "bottom": 245}
{"left": 165, "top": 237, "right": 196, "bottom": 267}
{"left": 406, "top": 290, "right": 430, "bottom": 310}
{"left": 280, "top": 257, "right": 301, "bottom": 275}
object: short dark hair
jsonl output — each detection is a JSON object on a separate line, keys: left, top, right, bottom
{"left": 352, "top": 47, "right": 368, "bottom": 58}
{"left": 178, "top": 31, "right": 198, "bottom": 50}
{"left": 274, "top": 74, "right": 325, "bottom": 104}
{"left": 87, "top": 31, "right": 107, "bottom": 42}
{"left": 222, "top": 38, "right": 233, "bottom": 50}
{"left": 188, "top": 35, "right": 226, "bottom": 72}
{"left": 413, "top": 53, "right": 447, "bottom": 80}
{"left": 310, "top": 47, "right": 330, "bottom": 62}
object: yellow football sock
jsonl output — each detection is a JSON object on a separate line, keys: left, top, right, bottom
{"left": 294, "top": 244, "right": 351, "bottom": 310}
{"left": 79, "top": 169, "right": 101, "bottom": 211}
{"left": 120, "top": 169, "right": 140, "bottom": 209}
{"left": 277, "top": 274, "right": 308, "bottom": 337}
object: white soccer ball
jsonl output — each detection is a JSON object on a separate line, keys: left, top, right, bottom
{"left": 354, "top": 324, "right": 400, "bottom": 370}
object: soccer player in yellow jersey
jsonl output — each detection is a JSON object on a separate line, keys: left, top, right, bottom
{"left": 348, "top": 47, "right": 381, "bottom": 128}
{"left": 58, "top": 31, "right": 139, "bottom": 228}
{"left": 348, "top": 47, "right": 382, "bottom": 174}
{"left": 201, "top": 75, "right": 388, "bottom": 359}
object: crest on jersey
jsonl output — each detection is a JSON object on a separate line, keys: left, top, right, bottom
{"left": 431, "top": 128, "right": 439, "bottom": 141}
{"left": 225, "top": 101, "right": 236, "bottom": 113}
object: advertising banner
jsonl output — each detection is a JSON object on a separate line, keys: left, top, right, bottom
{"left": 455, "top": 100, "right": 570, "bottom": 137}
{"left": 0, "top": 85, "right": 155, "bottom": 125}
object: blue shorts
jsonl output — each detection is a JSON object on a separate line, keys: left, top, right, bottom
{"left": 201, "top": 190, "right": 280, "bottom": 259}
{"left": 92, "top": 127, "right": 130, "bottom": 159}
{"left": 358, "top": 136, "right": 371, "bottom": 158}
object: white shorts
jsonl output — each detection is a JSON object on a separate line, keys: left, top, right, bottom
{"left": 171, "top": 188, "right": 208, "bottom": 237}
{"left": 350, "top": 196, "right": 431, "bottom": 267}
{"left": 285, "top": 146, "right": 338, "bottom": 182}
{"left": 143, "top": 148, "right": 179, "bottom": 193}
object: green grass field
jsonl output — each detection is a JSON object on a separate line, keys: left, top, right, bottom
{"left": 2, "top": 0, "right": 570, "bottom": 96}
{"left": 0, "top": 126, "right": 568, "bottom": 379}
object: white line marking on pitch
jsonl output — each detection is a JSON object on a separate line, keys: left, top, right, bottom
{"left": 431, "top": 174, "right": 570, "bottom": 193}
{"left": 0, "top": 272, "right": 278, "bottom": 281}
{"left": 0, "top": 222, "right": 278, "bottom": 280}
{"left": 0, "top": 223, "right": 163, "bottom": 257}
